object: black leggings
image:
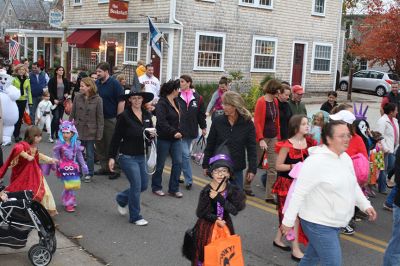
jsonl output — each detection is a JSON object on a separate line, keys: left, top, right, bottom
{"left": 13, "top": 100, "right": 27, "bottom": 138}
{"left": 51, "top": 104, "right": 64, "bottom": 139}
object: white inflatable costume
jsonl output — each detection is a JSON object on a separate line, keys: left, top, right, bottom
{"left": 0, "top": 69, "right": 20, "bottom": 145}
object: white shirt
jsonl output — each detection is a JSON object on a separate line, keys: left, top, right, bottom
{"left": 139, "top": 74, "right": 160, "bottom": 103}
{"left": 377, "top": 114, "right": 399, "bottom": 153}
{"left": 36, "top": 99, "right": 54, "bottom": 119}
{"left": 282, "top": 145, "right": 372, "bottom": 228}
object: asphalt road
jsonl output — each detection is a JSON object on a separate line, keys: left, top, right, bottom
{"left": 0, "top": 92, "right": 392, "bottom": 266}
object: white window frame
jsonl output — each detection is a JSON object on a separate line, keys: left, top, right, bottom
{"left": 124, "top": 32, "right": 141, "bottom": 65}
{"left": 199, "top": 0, "right": 216, "bottom": 2}
{"left": 98, "top": 0, "right": 109, "bottom": 3}
{"left": 193, "top": 31, "right": 226, "bottom": 72}
{"left": 311, "top": 42, "right": 333, "bottom": 74}
{"left": 73, "top": 0, "right": 82, "bottom": 6}
{"left": 238, "top": 0, "right": 273, "bottom": 10}
{"left": 250, "top": 36, "right": 277, "bottom": 73}
{"left": 312, "top": 0, "right": 326, "bottom": 17}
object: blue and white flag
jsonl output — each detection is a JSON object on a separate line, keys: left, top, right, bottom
{"left": 148, "top": 17, "right": 162, "bottom": 58}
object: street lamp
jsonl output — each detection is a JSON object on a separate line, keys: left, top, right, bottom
{"left": 60, "top": 20, "right": 69, "bottom": 77}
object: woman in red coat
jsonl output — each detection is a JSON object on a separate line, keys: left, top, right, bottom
{"left": 253, "top": 79, "right": 281, "bottom": 201}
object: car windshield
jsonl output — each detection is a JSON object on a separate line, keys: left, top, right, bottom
{"left": 388, "top": 74, "right": 400, "bottom": 81}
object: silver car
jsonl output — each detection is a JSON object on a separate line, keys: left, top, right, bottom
{"left": 339, "top": 70, "right": 399, "bottom": 97}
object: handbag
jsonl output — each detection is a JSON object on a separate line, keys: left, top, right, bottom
{"left": 23, "top": 110, "right": 32, "bottom": 125}
{"left": 182, "top": 227, "right": 196, "bottom": 261}
{"left": 204, "top": 224, "right": 244, "bottom": 266}
{"left": 143, "top": 130, "right": 157, "bottom": 175}
{"left": 56, "top": 160, "right": 81, "bottom": 190}
{"left": 257, "top": 150, "right": 269, "bottom": 169}
{"left": 191, "top": 135, "right": 206, "bottom": 165}
{"left": 63, "top": 98, "right": 73, "bottom": 115}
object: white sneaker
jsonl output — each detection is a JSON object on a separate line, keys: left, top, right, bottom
{"left": 134, "top": 219, "right": 148, "bottom": 226}
{"left": 83, "top": 175, "right": 92, "bottom": 183}
{"left": 117, "top": 205, "right": 128, "bottom": 216}
{"left": 49, "top": 138, "right": 54, "bottom": 143}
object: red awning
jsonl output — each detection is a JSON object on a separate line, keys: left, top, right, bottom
{"left": 67, "top": 29, "right": 100, "bottom": 49}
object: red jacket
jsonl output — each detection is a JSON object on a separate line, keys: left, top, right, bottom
{"left": 254, "top": 96, "right": 280, "bottom": 142}
{"left": 346, "top": 133, "right": 368, "bottom": 159}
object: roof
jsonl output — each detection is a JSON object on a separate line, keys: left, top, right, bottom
{"left": 10, "top": 0, "right": 47, "bottom": 22}
{"left": 0, "top": 0, "right": 6, "bottom": 14}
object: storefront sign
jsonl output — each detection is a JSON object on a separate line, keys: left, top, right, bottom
{"left": 49, "top": 9, "right": 63, "bottom": 28}
{"left": 109, "top": 0, "right": 128, "bottom": 19}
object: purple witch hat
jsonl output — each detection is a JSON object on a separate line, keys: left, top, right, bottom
{"left": 353, "top": 103, "right": 369, "bottom": 120}
{"left": 208, "top": 142, "right": 234, "bottom": 178}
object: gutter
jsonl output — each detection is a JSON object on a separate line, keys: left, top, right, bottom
{"left": 334, "top": 0, "right": 344, "bottom": 91}
{"left": 171, "top": 0, "right": 183, "bottom": 77}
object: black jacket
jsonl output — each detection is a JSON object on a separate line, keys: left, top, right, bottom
{"left": 278, "top": 100, "right": 292, "bottom": 140}
{"left": 320, "top": 101, "right": 337, "bottom": 114}
{"left": 176, "top": 92, "right": 206, "bottom": 139}
{"left": 48, "top": 77, "right": 70, "bottom": 104}
{"left": 202, "top": 114, "right": 257, "bottom": 174}
{"left": 155, "top": 97, "right": 181, "bottom": 140}
{"left": 108, "top": 108, "right": 153, "bottom": 158}
{"left": 393, "top": 147, "right": 400, "bottom": 207}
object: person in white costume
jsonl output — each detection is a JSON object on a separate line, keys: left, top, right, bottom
{"left": 138, "top": 64, "right": 160, "bottom": 105}
{"left": 36, "top": 90, "right": 56, "bottom": 143}
{"left": 0, "top": 69, "right": 20, "bottom": 146}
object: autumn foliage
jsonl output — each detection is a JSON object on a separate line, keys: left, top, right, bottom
{"left": 349, "top": 0, "right": 400, "bottom": 74}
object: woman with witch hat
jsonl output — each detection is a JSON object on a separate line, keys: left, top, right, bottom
{"left": 191, "top": 144, "right": 246, "bottom": 265}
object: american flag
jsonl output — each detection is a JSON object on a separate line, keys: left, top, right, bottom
{"left": 9, "top": 40, "right": 20, "bottom": 59}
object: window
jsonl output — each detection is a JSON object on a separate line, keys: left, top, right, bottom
{"left": 239, "top": 0, "right": 273, "bottom": 9}
{"left": 251, "top": 36, "right": 277, "bottom": 72}
{"left": 358, "top": 59, "right": 367, "bottom": 70}
{"left": 98, "top": 0, "right": 108, "bottom": 3}
{"left": 312, "top": 0, "right": 326, "bottom": 16}
{"left": 311, "top": 43, "right": 332, "bottom": 73}
{"left": 8, "top": 9, "right": 11, "bottom": 16}
{"left": 353, "top": 71, "right": 368, "bottom": 78}
{"left": 124, "top": 32, "right": 139, "bottom": 63}
{"left": 194, "top": 32, "right": 225, "bottom": 71}
{"left": 368, "top": 71, "right": 384, "bottom": 79}
{"left": 73, "top": 0, "right": 82, "bottom": 5}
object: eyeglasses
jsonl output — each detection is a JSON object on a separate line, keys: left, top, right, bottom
{"left": 130, "top": 97, "right": 143, "bottom": 100}
{"left": 212, "top": 168, "right": 229, "bottom": 175}
{"left": 333, "top": 134, "right": 352, "bottom": 140}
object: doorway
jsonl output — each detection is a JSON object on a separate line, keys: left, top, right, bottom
{"left": 106, "top": 44, "right": 116, "bottom": 74}
{"left": 291, "top": 43, "right": 306, "bottom": 86}
{"left": 150, "top": 48, "right": 160, "bottom": 80}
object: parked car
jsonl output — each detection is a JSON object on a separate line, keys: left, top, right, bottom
{"left": 339, "top": 70, "right": 400, "bottom": 97}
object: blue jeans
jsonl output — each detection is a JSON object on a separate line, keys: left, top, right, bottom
{"left": 116, "top": 154, "right": 148, "bottom": 223}
{"left": 386, "top": 186, "right": 399, "bottom": 208}
{"left": 383, "top": 204, "right": 400, "bottom": 266}
{"left": 81, "top": 140, "right": 95, "bottom": 176}
{"left": 379, "top": 153, "right": 395, "bottom": 193}
{"left": 299, "top": 219, "right": 342, "bottom": 266}
{"left": 29, "top": 96, "right": 41, "bottom": 123}
{"left": 151, "top": 139, "right": 182, "bottom": 193}
{"left": 230, "top": 170, "right": 244, "bottom": 189}
{"left": 181, "top": 137, "right": 194, "bottom": 185}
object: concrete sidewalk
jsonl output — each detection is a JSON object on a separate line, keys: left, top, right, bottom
{"left": 0, "top": 231, "right": 103, "bottom": 266}
{"left": 301, "top": 90, "right": 378, "bottom": 105}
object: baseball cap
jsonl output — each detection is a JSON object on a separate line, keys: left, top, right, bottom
{"left": 329, "top": 110, "right": 356, "bottom": 124}
{"left": 292, "top": 85, "right": 304, "bottom": 95}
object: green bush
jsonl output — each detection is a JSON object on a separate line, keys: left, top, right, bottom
{"left": 194, "top": 82, "right": 218, "bottom": 108}
{"left": 241, "top": 84, "right": 263, "bottom": 112}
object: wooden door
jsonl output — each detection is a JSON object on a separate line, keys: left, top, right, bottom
{"left": 150, "top": 48, "right": 160, "bottom": 80}
{"left": 106, "top": 45, "right": 116, "bottom": 74}
{"left": 292, "top": 43, "right": 305, "bottom": 86}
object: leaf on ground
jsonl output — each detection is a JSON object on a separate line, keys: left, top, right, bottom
{"left": 70, "top": 235, "right": 83, "bottom": 239}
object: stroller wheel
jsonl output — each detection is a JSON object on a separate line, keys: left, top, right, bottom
{"left": 49, "top": 235, "right": 57, "bottom": 254}
{"left": 28, "top": 244, "right": 52, "bottom": 266}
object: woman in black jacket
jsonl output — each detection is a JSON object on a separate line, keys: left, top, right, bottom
{"left": 202, "top": 91, "right": 257, "bottom": 190}
{"left": 177, "top": 75, "right": 207, "bottom": 190}
{"left": 48, "top": 66, "right": 70, "bottom": 139}
{"left": 152, "top": 79, "right": 184, "bottom": 198}
{"left": 108, "top": 91, "right": 154, "bottom": 226}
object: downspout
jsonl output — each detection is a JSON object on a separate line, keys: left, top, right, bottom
{"left": 171, "top": 0, "right": 183, "bottom": 77}
{"left": 334, "top": 0, "right": 344, "bottom": 91}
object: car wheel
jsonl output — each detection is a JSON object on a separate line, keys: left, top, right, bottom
{"left": 339, "top": 82, "right": 348, "bottom": 91}
{"left": 375, "top": 86, "right": 386, "bottom": 97}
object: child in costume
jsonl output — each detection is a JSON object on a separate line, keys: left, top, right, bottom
{"left": 53, "top": 120, "right": 88, "bottom": 212}
{"left": 0, "top": 126, "right": 58, "bottom": 216}
{"left": 191, "top": 145, "right": 246, "bottom": 265}
{"left": 36, "top": 91, "right": 56, "bottom": 143}
{"left": 309, "top": 111, "right": 327, "bottom": 144}
{"left": 368, "top": 131, "right": 385, "bottom": 197}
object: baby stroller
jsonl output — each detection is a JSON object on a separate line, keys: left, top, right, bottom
{"left": 0, "top": 186, "right": 56, "bottom": 266}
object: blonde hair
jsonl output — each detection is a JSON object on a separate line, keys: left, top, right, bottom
{"left": 42, "top": 91, "right": 50, "bottom": 98}
{"left": 312, "top": 111, "right": 325, "bottom": 126}
{"left": 13, "top": 64, "right": 28, "bottom": 77}
{"left": 116, "top": 74, "right": 126, "bottom": 83}
{"left": 222, "top": 91, "right": 252, "bottom": 121}
{"left": 80, "top": 77, "right": 97, "bottom": 96}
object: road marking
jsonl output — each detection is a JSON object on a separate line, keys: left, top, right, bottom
{"left": 163, "top": 166, "right": 388, "bottom": 253}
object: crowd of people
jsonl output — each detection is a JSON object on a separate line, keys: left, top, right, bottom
{"left": 0, "top": 58, "right": 399, "bottom": 265}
